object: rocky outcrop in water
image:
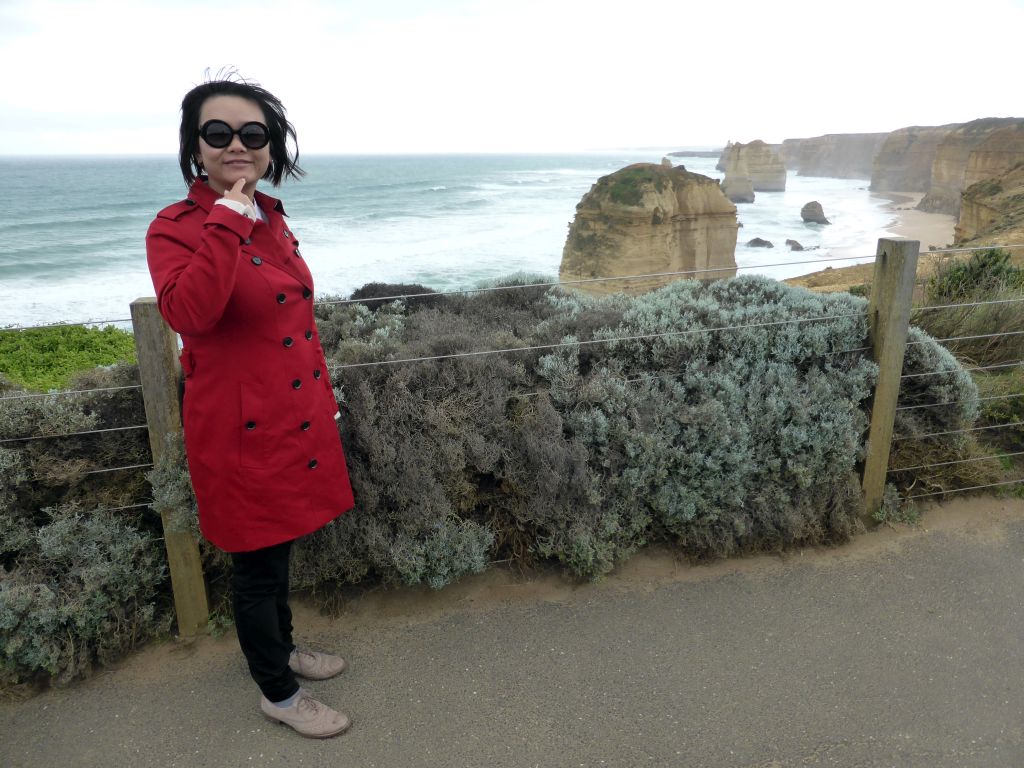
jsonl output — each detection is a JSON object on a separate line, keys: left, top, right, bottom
{"left": 801, "top": 201, "right": 830, "bottom": 224}
{"left": 918, "top": 118, "right": 1024, "bottom": 216}
{"left": 717, "top": 141, "right": 785, "bottom": 190}
{"left": 721, "top": 146, "right": 755, "bottom": 204}
{"left": 715, "top": 141, "right": 733, "bottom": 172}
{"left": 560, "top": 163, "right": 738, "bottom": 295}
{"left": 869, "top": 124, "right": 959, "bottom": 193}
{"left": 741, "top": 140, "right": 786, "bottom": 191}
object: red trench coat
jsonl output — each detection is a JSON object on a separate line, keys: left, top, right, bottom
{"left": 146, "top": 179, "right": 354, "bottom": 552}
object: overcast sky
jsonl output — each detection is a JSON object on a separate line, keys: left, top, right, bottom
{"left": 2, "top": 0, "right": 1022, "bottom": 155}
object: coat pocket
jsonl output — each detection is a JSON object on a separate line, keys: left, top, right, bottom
{"left": 239, "top": 383, "right": 271, "bottom": 469}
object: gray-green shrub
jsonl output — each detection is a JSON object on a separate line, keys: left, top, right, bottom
{"left": 291, "top": 274, "right": 976, "bottom": 587}
{"left": 0, "top": 502, "right": 167, "bottom": 687}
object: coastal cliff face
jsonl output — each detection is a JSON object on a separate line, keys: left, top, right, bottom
{"left": 779, "top": 139, "right": 802, "bottom": 170}
{"left": 918, "top": 118, "right": 1024, "bottom": 216}
{"left": 962, "top": 125, "right": 1024, "bottom": 190}
{"left": 869, "top": 124, "right": 959, "bottom": 193}
{"left": 786, "top": 133, "right": 887, "bottom": 179}
{"left": 955, "top": 162, "right": 1024, "bottom": 245}
{"left": 560, "top": 163, "right": 738, "bottom": 296}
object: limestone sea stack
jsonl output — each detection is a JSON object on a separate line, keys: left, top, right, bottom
{"left": 742, "top": 140, "right": 787, "bottom": 191}
{"left": 560, "top": 163, "right": 738, "bottom": 296}
{"left": 721, "top": 147, "right": 755, "bottom": 203}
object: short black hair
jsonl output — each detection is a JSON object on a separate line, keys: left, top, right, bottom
{"left": 178, "top": 77, "right": 305, "bottom": 188}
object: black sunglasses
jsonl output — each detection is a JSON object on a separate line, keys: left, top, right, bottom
{"left": 199, "top": 120, "right": 270, "bottom": 149}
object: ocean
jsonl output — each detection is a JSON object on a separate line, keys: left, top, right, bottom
{"left": 0, "top": 152, "right": 894, "bottom": 329}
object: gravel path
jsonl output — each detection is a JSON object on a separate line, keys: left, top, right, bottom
{"left": 2, "top": 497, "right": 1022, "bottom": 767}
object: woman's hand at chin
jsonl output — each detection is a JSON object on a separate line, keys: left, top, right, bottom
{"left": 223, "top": 177, "right": 253, "bottom": 207}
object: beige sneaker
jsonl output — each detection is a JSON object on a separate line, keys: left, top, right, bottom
{"left": 260, "top": 689, "right": 351, "bottom": 738}
{"left": 289, "top": 647, "right": 348, "bottom": 680}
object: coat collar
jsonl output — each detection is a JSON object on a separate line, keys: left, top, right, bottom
{"left": 185, "top": 179, "right": 312, "bottom": 291}
{"left": 186, "top": 178, "right": 288, "bottom": 217}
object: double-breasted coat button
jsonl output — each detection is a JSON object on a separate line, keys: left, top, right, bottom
{"left": 293, "top": 248, "right": 302, "bottom": 258}
{"left": 276, "top": 293, "right": 286, "bottom": 304}
{"left": 283, "top": 229, "right": 291, "bottom": 238}
{"left": 301, "top": 421, "right": 311, "bottom": 431}
{"left": 251, "top": 256, "right": 262, "bottom": 266}
{"left": 243, "top": 237, "right": 252, "bottom": 245}
{"left": 313, "top": 369, "right": 322, "bottom": 380}
{"left": 283, "top": 337, "right": 294, "bottom": 348}
{"left": 245, "top": 421, "right": 256, "bottom": 430}
{"left": 302, "top": 288, "right": 312, "bottom": 300}
{"left": 308, "top": 459, "right": 318, "bottom": 469}
{"left": 185, "top": 199, "right": 196, "bottom": 206}
{"left": 292, "top": 379, "right": 302, "bottom": 390}
{"left": 304, "top": 330, "right": 313, "bottom": 341}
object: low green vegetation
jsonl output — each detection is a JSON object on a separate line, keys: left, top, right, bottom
{"left": 0, "top": 325, "right": 137, "bottom": 391}
{"left": 601, "top": 165, "right": 668, "bottom": 206}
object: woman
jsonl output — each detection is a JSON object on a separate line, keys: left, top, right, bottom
{"left": 146, "top": 78, "right": 355, "bottom": 739}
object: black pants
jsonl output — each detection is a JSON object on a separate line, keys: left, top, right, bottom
{"left": 230, "top": 539, "right": 300, "bottom": 702}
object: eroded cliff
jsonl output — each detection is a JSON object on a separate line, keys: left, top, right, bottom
{"left": 560, "top": 163, "right": 738, "bottom": 295}
{"left": 869, "top": 124, "right": 959, "bottom": 193}
{"left": 785, "top": 133, "right": 887, "bottom": 179}
{"left": 955, "top": 162, "right": 1024, "bottom": 246}
{"left": 918, "top": 118, "right": 1024, "bottom": 216}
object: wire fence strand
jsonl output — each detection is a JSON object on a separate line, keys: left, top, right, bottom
{"left": 895, "top": 393, "right": 1024, "bottom": 412}
{"left": 314, "top": 254, "right": 880, "bottom": 308}
{"left": 901, "top": 360, "right": 1024, "bottom": 380}
{"left": 84, "top": 463, "right": 154, "bottom": 476}
{"left": 0, "top": 424, "right": 149, "bottom": 445}
{"left": 97, "top": 502, "right": 154, "bottom": 514}
{"left": 905, "top": 330, "right": 1024, "bottom": 347}
{"left": 914, "top": 296, "right": 1024, "bottom": 312}
{"left": 334, "top": 311, "right": 868, "bottom": 370}
{"left": 926, "top": 244, "right": 1024, "bottom": 256}
{"left": 905, "top": 477, "right": 1024, "bottom": 500}
{"left": 889, "top": 450, "right": 1024, "bottom": 474}
{"left": 0, "top": 385, "right": 143, "bottom": 402}
{"left": 893, "top": 421, "right": 1024, "bottom": 442}
{"left": 4, "top": 318, "right": 133, "bottom": 333}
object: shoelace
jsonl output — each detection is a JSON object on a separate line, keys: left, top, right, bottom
{"left": 297, "top": 694, "right": 321, "bottom": 715}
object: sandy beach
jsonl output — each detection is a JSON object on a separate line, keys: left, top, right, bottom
{"left": 878, "top": 191, "right": 957, "bottom": 250}
{"left": 787, "top": 192, "right": 958, "bottom": 292}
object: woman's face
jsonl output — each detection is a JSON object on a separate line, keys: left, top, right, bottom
{"left": 196, "top": 95, "right": 271, "bottom": 198}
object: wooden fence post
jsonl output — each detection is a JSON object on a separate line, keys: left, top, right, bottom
{"left": 130, "top": 298, "right": 209, "bottom": 637}
{"left": 861, "top": 238, "right": 920, "bottom": 523}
